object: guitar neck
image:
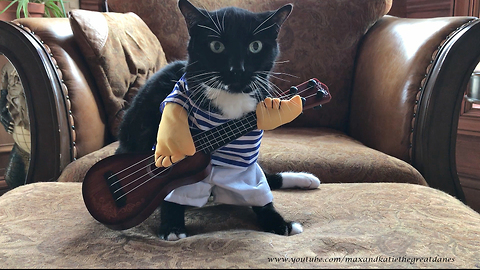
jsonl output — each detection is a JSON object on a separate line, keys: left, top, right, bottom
{"left": 190, "top": 78, "right": 331, "bottom": 155}
{"left": 192, "top": 111, "right": 258, "bottom": 154}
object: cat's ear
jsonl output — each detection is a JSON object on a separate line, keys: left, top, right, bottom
{"left": 256, "top": 4, "right": 293, "bottom": 36}
{"left": 270, "top": 4, "right": 293, "bottom": 28}
{"left": 178, "top": 0, "right": 207, "bottom": 29}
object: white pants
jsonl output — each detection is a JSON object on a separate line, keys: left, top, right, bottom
{"left": 164, "top": 162, "right": 273, "bottom": 207}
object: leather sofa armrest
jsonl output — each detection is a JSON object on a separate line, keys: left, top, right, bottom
{"left": 349, "top": 15, "right": 480, "bottom": 200}
{"left": 0, "top": 18, "right": 108, "bottom": 185}
{"left": 0, "top": 19, "right": 70, "bottom": 184}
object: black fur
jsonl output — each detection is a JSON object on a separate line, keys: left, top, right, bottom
{"left": 116, "top": 0, "right": 298, "bottom": 240}
{"left": 264, "top": 172, "right": 283, "bottom": 190}
{"left": 116, "top": 61, "right": 187, "bottom": 154}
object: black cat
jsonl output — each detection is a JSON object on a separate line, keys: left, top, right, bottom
{"left": 115, "top": 0, "right": 320, "bottom": 241}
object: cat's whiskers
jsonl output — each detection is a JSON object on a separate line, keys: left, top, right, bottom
{"left": 250, "top": 78, "right": 293, "bottom": 120}
{"left": 187, "top": 74, "right": 221, "bottom": 91}
{"left": 273, "top": 60, "right": 290, "bottom": 65}
{"left": 200, "top": 8, "right": 223, "bottom": 35}
{"left": 259, "top": 70, "right": 299, "bottom": 79}
{"left": 187, "top": 71, "right": 219, "bottom": 81}
{"left": 250, "top": 78, "right": 271, "bottom": 99}
{"left": 185, "top": 61, "right": 198, "bottom": 68}
{"left": 201, "top": 75, "right": 228, "bottom": 92}
{"left": 252, "top": 75, "right": 304, "bottom": 115}
{"left": 253, "top": 11, "right": 277, "bottom": 34}
{"left": 221, "top": 10, "right": 226, "bottom": 33}
{"left": 197, "top": 24, "right": 221, "bottom": 36}
{"left": 183, "top": 72, "right": 222, "bottom": 116}
{"left": 256, "top": 71, "right": 298, "bottom": 82}
{"left": 189, "top": 75, "right": 221, "bottom": 105}
{"left": 215, "top": 10, "right": 224, "bottom": 33}
{"left": 252, "top": 74, "right": 283, "bottom": 97}
{"left": 254, "top": 24, "right": 277, "bottom": 36}
{"left": 257, "top": 73, "right": 290, "bottom": 84}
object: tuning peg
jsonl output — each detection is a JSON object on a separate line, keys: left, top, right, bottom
{"left": 289, "top": 86, "right": 298, "bottom": 96}
{"left": 301, "top": 97, "right": 306, "bottom": 107}
{"left": 316, "top": 88, "right": 328, "bottom": 98}
{"left": 313, "top": 104, "right": 323, "bottom": 110}
{"left": 308, "top": 79, "right": 317, "bottom": 88}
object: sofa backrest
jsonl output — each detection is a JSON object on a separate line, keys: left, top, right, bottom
{"left": 107, "top": 0, "right": 390, "bottom": 132}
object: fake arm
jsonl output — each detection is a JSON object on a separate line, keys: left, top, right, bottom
{"left": 256, "top": 95, "right": 303, "bottom": 130}
{"left": 155, "top": 102, "right": 196, "bottom": 167}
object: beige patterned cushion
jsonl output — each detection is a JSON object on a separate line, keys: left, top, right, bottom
{"left": 69, "top": 9, "right": 168, "bottom": 138}
{"left": 0, "top": 181, "right": 478, "bottom": 268}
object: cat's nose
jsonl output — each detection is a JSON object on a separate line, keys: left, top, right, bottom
{"left": 229, "top": 64, "right": 245, "bottom": 77}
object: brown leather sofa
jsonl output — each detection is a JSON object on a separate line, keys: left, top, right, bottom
{"left": 1, "top": 0, "right": 480, "bottom": 268}
{"left": 0, "top": 0, "right": 478, "bottom": 200}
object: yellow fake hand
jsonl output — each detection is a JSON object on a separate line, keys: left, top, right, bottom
{"left": 155, "top": 103, "right": 196, "bottom": 167}
{"left": 256, "top": 95, "right": 303, "bottom": 130}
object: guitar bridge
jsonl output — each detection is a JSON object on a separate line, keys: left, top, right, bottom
{"left": 104, "top": 171, "right": 127, "bottom": 208}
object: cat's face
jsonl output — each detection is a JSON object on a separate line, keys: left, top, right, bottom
{"left": 178, "top": 0, "right": 292, "bottom": 118}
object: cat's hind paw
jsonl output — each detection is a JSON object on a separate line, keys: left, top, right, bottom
{"left": 162, "top": 232, "right": 187, "bottom": 241}
{"left": 279, "top": 172, "right": 320, "bottom": 189}
{"left": 158, "top": 226, "right": 188, "bottom": 241}
{"left": 289, "top": 222, "right": 303, "bottom": 235}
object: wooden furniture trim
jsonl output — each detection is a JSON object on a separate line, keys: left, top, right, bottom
{"left": 412, "top": 18, "right": 480, "bottom": 201}
{"left": 0, "top": 21, "right": 72, "bottom": 184}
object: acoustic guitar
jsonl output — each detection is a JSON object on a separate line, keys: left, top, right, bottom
{"left": 82, "top": 78, "right": 331, "bottom": 230}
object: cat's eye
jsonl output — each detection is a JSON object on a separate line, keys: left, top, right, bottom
{"left": 249, "top": 41, "right": 263, "bottom": 53}
{"left": 210, "top": 41, "right": 225, "bottom": 53}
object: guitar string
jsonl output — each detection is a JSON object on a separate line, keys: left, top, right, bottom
{"left": 106, "top": 115, "right": 254, "bottom": 184}
{"left": 114, "top": 115, "right": 259, "bottom": 198}
{"left": 190, "top": 83, "right": 317, "bottom": 152}
{"left": 111, "top": 84, "right": 317, "bottom": 195}
{"left": 196, "top": 113, "right": 257, "bottom": 153}
{"left": 108, "top": 81, "right": 317, "bottom": 182}
{"left": 108, "top": 155, "right": 154, "bottom": 182}
{"left": 109, "top": 113, "right": 258, "bottom": 193}
{"left": 109, "top": 84, "right": 319, "bottom": 199}
{"left": 110, "top": 84, "right": 316, "bottom": 189}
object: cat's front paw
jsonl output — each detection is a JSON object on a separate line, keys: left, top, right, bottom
{"left": 267, "top": 221, "right": 303, "bottom": 236}
{"left": 279, "top": 172, "right": 320, "bottom": 189}
{"left": 158, "top": 226, "right": 188, "bottom": 241}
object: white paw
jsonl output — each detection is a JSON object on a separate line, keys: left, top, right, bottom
{"left": 279, "top": 172, "right": 320, "bottom": 189}
{"left": 289, "top": 222, "right": 303, "bottom": 235}
{"left": 164, "top": 233, "right": 187, "bottom": 241}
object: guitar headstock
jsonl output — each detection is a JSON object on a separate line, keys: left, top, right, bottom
{"left": 281, "top": 78, "right": 331, "bottom": 111}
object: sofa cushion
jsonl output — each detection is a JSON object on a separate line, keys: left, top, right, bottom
{"left": 107, "top": 0, "right": 390, "bottom": 132}
{"left": 259, "top": 127, "right": 428, "bottom": 185}
{"left": 57, "top": 141, "right": 119, "bottom": 183}
{"left": 69, "top": 9, "right": 168, "bottom": 138}
{"left": 0, "top": 181, "right": 478, "bottom": 268}
{"left": 57, "top": 128, "right": 427, "bottom": 187}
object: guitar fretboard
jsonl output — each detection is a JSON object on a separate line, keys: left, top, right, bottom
{"left": 192, "top": 111, "right": 258, "bottom": 154}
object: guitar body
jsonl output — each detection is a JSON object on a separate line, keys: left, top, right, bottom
{"left": 82, "top": 151, "right": 212, "bottom": 230}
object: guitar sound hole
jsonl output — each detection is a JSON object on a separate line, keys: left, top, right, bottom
{"left": 146, "top": 163, "right": 171, "bottom": 178}
{"left": 104, "top": 171, "right": 127, "bottom": 207}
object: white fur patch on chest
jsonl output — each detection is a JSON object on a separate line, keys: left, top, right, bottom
{"left": 204, "top": 86, "right": 258, "bottom": 119}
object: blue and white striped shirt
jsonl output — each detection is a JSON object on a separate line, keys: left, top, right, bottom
{"left": 160, "top": 74, "right": 263, "bottom": 168}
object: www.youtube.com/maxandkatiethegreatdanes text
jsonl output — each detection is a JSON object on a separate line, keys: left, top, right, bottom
{"left": 267, "top": 255, "right": 455, "bottom": 265}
